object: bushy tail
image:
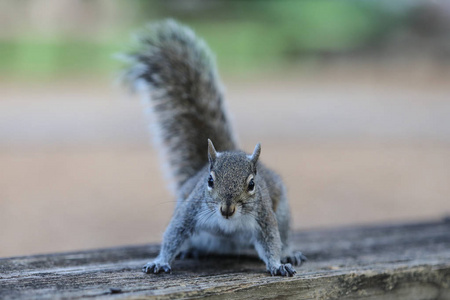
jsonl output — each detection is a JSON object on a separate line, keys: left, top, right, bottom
{"left": 122, "top": 19, "right": 237, "bottom": 190}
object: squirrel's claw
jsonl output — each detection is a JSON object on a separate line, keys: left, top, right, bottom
{"left": 269, "top": 263, "right": 296, "bottom": 277}
{"left": 142, "top": 261, "right": 172, "bottom": 274}
{"left": 282, "top": 251, "right": 307, "bottom": 266}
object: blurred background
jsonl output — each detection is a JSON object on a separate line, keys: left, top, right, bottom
{"left": 1, "top": 0, "right": 450, "bottom": 258}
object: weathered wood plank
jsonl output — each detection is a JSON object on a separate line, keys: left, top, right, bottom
{"left": 1, "top": 220, "right": 449, "bottom": 299}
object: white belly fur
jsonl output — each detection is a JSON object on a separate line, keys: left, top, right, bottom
{"left": 188, "top": 210, "right": 260, "bottom": 255}
{"left": 188, "top": 230, "right": 255, "bottom": 255}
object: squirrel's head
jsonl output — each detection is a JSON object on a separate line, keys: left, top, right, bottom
{"left": 206, "top": 139, "right": 261, "bottom": 220}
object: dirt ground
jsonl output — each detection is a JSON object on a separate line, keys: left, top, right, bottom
{"left": 1, "top": 65, "right": 450, "bottom": 257}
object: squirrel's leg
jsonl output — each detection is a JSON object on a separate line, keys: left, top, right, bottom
{"left": 276, "top": 194, "right": 308, "bottom": 266}
{"left": 254, "top": 211, "right": 296, "bottom": 277}
{"left": 142, "top": 201, "right": 196, "bottom": 274}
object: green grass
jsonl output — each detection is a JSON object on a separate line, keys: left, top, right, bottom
{"left": 0, "top": 39, "right": 123, "bottom": 80}
{"left": 0, "top": 1, "right": 405, "bottom": 80}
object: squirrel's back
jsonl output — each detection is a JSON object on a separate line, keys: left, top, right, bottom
{"left": 123, "top": 19, "right": 237, "bottom": 190}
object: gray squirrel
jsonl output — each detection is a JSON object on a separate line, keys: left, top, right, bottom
{"left": 123, "top": 19, "right": 306, "bottom": 276}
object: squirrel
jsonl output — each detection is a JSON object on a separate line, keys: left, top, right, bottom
{"left": 122, "top": 19, "right": 306, "bottom": 277}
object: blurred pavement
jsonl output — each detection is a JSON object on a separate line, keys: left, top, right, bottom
{"left": 1, "top": 65, "right": 450, "bottom": 257}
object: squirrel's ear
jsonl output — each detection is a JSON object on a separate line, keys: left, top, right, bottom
{"left": 207, "top": 139, "right": 217, "bottom": 165}
{"left": 250, "top": 143, "right": 261, "bottom": 165}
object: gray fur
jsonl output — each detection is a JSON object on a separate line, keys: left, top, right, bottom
{"left": 123, "top": 19, "right": 237, "bottom": 190}
{"left": 249, "top": 143, "right": 261, "bottom": 164}
{"left": 123, "top": 20, "right": 305, "bottom": 277}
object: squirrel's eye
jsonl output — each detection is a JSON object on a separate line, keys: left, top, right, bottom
{"left": 248, "top": 178, "right": 255, "bottom": 192}
{"left": 207, "top": 175, "right": 214, "bottom": 189}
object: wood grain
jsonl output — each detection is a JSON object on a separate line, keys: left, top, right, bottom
{"left": 1, "top": 220, "right": 449, "bottom": 299}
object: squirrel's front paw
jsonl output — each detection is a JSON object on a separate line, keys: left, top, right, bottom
{"left": 142, "top": 261, "right": 172, "bottom": 274}
{"left": 268, "top": 263, "right": 296, "bottom": 277}
{"left": 282, "top": 251, "right": 307, "bottom": 266}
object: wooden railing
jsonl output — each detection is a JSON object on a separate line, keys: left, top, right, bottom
{"left": 1, "top": 220, "right": 449, "bottom": 299}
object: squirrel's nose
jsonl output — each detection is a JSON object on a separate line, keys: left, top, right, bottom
{"left": 220, "top": 204, "right": 235, "bottom": 219}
